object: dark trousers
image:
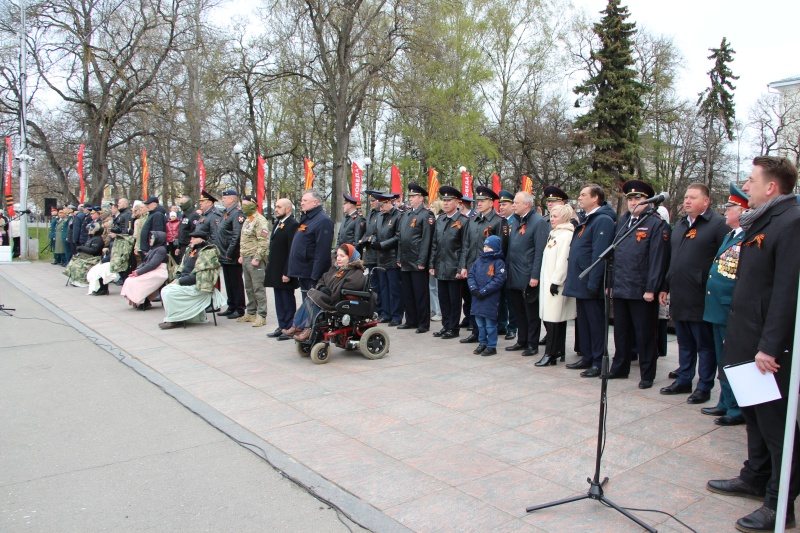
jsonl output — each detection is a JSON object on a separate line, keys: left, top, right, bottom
{"left": 543, "top": 321, "right": 566, "bottom": 357}
{"left": 611, "top": 298, "right": 658, "bottom": 381}
{"left": 65, "top": 242, "right": 74, "bottom": 264}
{"left": 273, "top": 287, "right": 297, "bottom": 329}
{"left": 507, "top": 287, "right": 541, "bottom": 348}
{"left": 497, "top": 288, "right": 517, "bottom": 333}
{"left": 437, "top": 279, "right": 463, "bottom": 332}
{"left": 712, "top": 323, "right": 741, "bottom": 418}
{"left": 221, "top": 263, "right": 245, "bottom": 312}
{"left": 674, "top": 320, "right": 716, "bottom": 392}
{"left": 576, "top": 298, "right": 606, "bottom": 368}
{"left": 376, "top": 267, "right": 402, "bottom": 322}
{"left": 299, "top": 277, "right": 315, "bottom": 302}
{"left": 401, "top": 270, "right": 430, "bottom": 329}
{"left": 367, "top": 266, "right": 382, "bottom": 317}
{"left": 462, "top": 285, "right": 473, "bottom": 328}
{"left": 739, "top": 398, "right": 800, "bottom": 509}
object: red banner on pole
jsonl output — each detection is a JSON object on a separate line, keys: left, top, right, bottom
{"left": 257, "top": 154, "right": 266, "bottom": 214}
{"left": 460, "top": 167, "right": 472, "bottom": 198}
{"left": 197, "top": 151, "right": 206, "bottom": 192}
{"left": 521, "top": 175, "right": 533, "bottom": 194}
{"left": 303, "top": 157, "right": 315, "bottom": 190}
{"left": 390, "top": 164, "right": 402, "bottom": 195}
{"left": 141, "top": 148, "right": 149, "bottom": 200}
{"left": 78, "top": 144, "right": 86, "bottom": 204}
{"left": 491, "top": 172, "right": 501, "bottom": 210}
{"left": 4, "top": 137, "right": 14, "bottom": 216}
{"left": 351, "top": 162, "right": 363, "bottom": 204}
{"left": 427, "top": 167, "right": 440, "bottom": 202}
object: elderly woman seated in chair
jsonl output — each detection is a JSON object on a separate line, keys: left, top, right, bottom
{"left": 64, "top": 221, "right": 104, "bottom": 287}
{"left": 283, "top": 243, "right": 366, "bottom": 341}
{"left": 158, "top": 228, "right": 225, "bottom": 330}
{"left": 121, "top": 231, "right": 169, "bottom": 310}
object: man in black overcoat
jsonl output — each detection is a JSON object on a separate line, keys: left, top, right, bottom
{"left": 265, "top": 198, "right": 300, "bottom": 340}
{"left": 397, "top": 183, "right": 434, "bottom": 333}
{"left": 659, "top": 183, "right": 727, "bottom": 403}
{"left": 707, "top": 157, "right": 800, "bottom": 532}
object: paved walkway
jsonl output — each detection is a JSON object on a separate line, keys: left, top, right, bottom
{"left": 3, "top": 262, "right": 751, "bottom": 532}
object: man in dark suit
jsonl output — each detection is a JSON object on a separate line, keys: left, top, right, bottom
{"left": 659, "top": 183, "right": 728, "bottom": 403}
{"left": 707, "top": 156, "right": 800, "bottom": 532}
{"left": 700, "top": 183, "right": 747, "bottom": 426}
{"left": 287, "top": 189, "right": 334, "bottom": 301}
{"left": 607, "top": 180, "right": 669, "bottom": 389}
{"left": 265, "top": 198, "right": 299, "bottom": 340}
{"left": 505, "top": 191, "right": 549, "bottom": 356}
{"left": 563, "top": 184, "right": 616, "bottom": 377}
{"left": 371, "top": 192, "right": 403, "bottom": 325}
{"left": 397, "top": 183, "right": 434, "bottom": 333}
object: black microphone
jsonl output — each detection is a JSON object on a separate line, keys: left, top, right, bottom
{"left": 636, "top": 192, "right": 669, "bottom": 205}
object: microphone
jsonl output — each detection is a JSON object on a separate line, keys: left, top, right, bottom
{"left": 636, "top": 192, "right": 669, "bottom": 205}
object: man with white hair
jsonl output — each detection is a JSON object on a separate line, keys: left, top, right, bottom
{"left": 287, "top": 189, "right": 334, "bottom": 300}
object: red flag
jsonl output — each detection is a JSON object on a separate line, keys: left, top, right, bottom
{"left": 390, "top": 164, "right": 402, "bottom": 195}
{"left": 427, "top": 167, "right": 440, "bottom": 202}
{"left": 491, "top": 172, "right": 501, "bottom": 210}
{"left": 351, "top": 162, "right": 363, "bottom": 204}
{"left": 256, "top": 154, "right": 266, "bottom": 214}
{"left": 78, "top": 144, "right": 86, "bottom": 203}
{"left": 303, "top": 157, "right": 315, "bottom": 190}
{"left": 197, "top": 151, "right": 206, "bottom": 192}
{"left": 460, "top": 167, "right": 472, "bottom": 198}
{"left": 141, "top": 148, "right": 149, "bottom": 200}
{"left": 4, "top": 137, "right": 14, "bottom": 216}
{"left": 521, "top": 175, "right": 533, "bottom": 194}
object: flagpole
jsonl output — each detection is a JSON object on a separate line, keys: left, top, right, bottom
{"left": 18, "top": 0, "right": 31, "bottom": 259}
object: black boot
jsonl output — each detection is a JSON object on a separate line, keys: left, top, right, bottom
{"left": 534, "top": 353, "right": 558, "bottom": 367}
{"left": 736, "top": 505, "right": 795, "bottom": 532}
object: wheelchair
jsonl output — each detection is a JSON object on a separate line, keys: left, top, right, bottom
{"left": 295, "top": 269, "right": 390, "bottom": 364}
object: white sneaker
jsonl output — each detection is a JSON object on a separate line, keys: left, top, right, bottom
{"left": 431, "top": 314, "right": 442, "bottom": 322}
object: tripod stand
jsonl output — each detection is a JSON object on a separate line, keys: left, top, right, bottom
{"left": 526, "top": 207, "right": 662, "bottom": 532}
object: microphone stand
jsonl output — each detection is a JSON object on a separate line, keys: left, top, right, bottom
{"left": 526, "top": 205, "right": 662, "bottom": 532}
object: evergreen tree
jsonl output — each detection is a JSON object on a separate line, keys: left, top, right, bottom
{"left": 573, "top": 0, "right": 643, "bottom": 190}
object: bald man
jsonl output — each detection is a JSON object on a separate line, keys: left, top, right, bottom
{"left": 265, "top": 199, "right": 300, "bottom": 339}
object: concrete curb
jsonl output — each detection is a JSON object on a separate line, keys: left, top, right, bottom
{"left": 1, "top": 266, "right": 411, "bottom": 533}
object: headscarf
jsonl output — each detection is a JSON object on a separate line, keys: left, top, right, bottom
{"left": 339, "top": 243, "right": 361, "bottom": 263}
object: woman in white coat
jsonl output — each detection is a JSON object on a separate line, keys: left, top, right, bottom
{"left": 536, "top": 204, "right": 577, "bottom": 366}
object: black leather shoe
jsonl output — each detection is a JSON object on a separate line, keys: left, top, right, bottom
{"left": 473, "top": 344, "right": 486, "bottom": 355}
{"left": 638, "top": 380, "right": 653, "bottom": 389}
{"left": 687, "top": 389, "right": 711, "bottom": 404}
{"left": 397, "top": 323, "right": 416, "bottom": 329}
{"left": 715, "top": 415, "right": 745, "bottom": 426}
{"left": 459, "top": 333, "right": 479, "bottom": 344}
{"left": 736, "top": 505, "right": 795, "bottom": 532}
{"left": 566, "top": 361, "right": 591, "bottom": 370}
{"left": 267, "top": 328, "right": 283, "bottom": 338}
{"left": 505, "top": 343, "right": 525, "bottom": 352}
{"left": 521, "top": 347, "right": 539, "bottom": 357}
{"left": 538, "top": 337, "right": 547, "bottom": 346}
{"left": 226, "top": 310, "right": 244, "bottom": 319}
{"left": 581, "top": 367, "right": 601, "bottom": 378}
{"left": 441, "top": 330, "right": 459, "bottom": 339}
{"left": 668, "top": 369, "right": 679, "bottom": 379}
{"left": 415, "top": 327, "right": 429, "bottom": 334}
{"left": 701, "top": 406, "right": 727, "bottom": 416}
{"left": 218, "top": 308, "right": 235, "bottom": 316}
{"left": 659, "top": 381, "right": 692, "bottom": 395}
{"left": 277, "top": 334, "right": 292, "bottom": 341}
{"left": 505, "top": 330, "right": 516, "bottom": 340}
{"left": 388, "top": 320, "right": 401, "bottom": 327}
{"left": 605, "top": 372, "right": 629, "bottom": 379}
{"left": 433, "top": 328, "right": 446, "bottom": 337}
{"left": 534, "top": 354, "right": 557, "bottom": 367}
{"left": 481, "top": 348, "right": 497, "bottom": 356}
{"left": 707, "top": 478, "right": 766, "bottom": 500}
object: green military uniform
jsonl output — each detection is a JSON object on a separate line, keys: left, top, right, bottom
{"left": 239, "top": 209, "right": 270, "bottom": 320}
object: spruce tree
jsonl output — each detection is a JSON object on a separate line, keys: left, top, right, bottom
{"left": 574, "top": 0, "right": 643, "bottom": 190}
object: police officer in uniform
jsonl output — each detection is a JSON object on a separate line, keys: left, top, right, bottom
{"left": 337, "top": 192, "right": 366, "bottom": 247}
{"left": 700, "top": 183, "right": 747, "bottom": 425}
{"left": 194, "top": 190, "right": 223, "bottom": 244}
{"left": 397, "top": 183, "right": 435, "bottom": 333}
{"left": 496, "top": 190, "right": 517, "bottom": 339}
{"left": 460, "top": 185, "right": 508, "bottom": 343}
{"left": 358, "top": 190, "right": 383, "bottom": 311}
{"left": 370, "top": 192, "right": 403, "bottom": 325}
{"left": 430, "top": 186, "right": 470, "bottom": 339}
{"left": 607, "top": 180, "right": 669, "bottom": 389}
{"left": 216, "top": 189, "right": 246, "bottom": 319}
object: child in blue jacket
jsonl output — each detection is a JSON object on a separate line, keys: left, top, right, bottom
{"left": 467, "top": 235, "right": 507, "bottom": 355}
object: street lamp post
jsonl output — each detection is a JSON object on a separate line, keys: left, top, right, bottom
{"left": 363, "top": 157, "right": 372, "bottom": 216}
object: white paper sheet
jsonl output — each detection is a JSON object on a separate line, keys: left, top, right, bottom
{"left": 724, "top": 361, "right": 782, "bottom": 407}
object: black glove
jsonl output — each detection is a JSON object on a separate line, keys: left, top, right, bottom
{"left": 470, "top": 289, "right": 480, "bottom": 298}
{"left": 371, "top": 240, "right": 383, "bottom": 250}
{"left": 550, "top": 284, "right": 559, "bottom": 296}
